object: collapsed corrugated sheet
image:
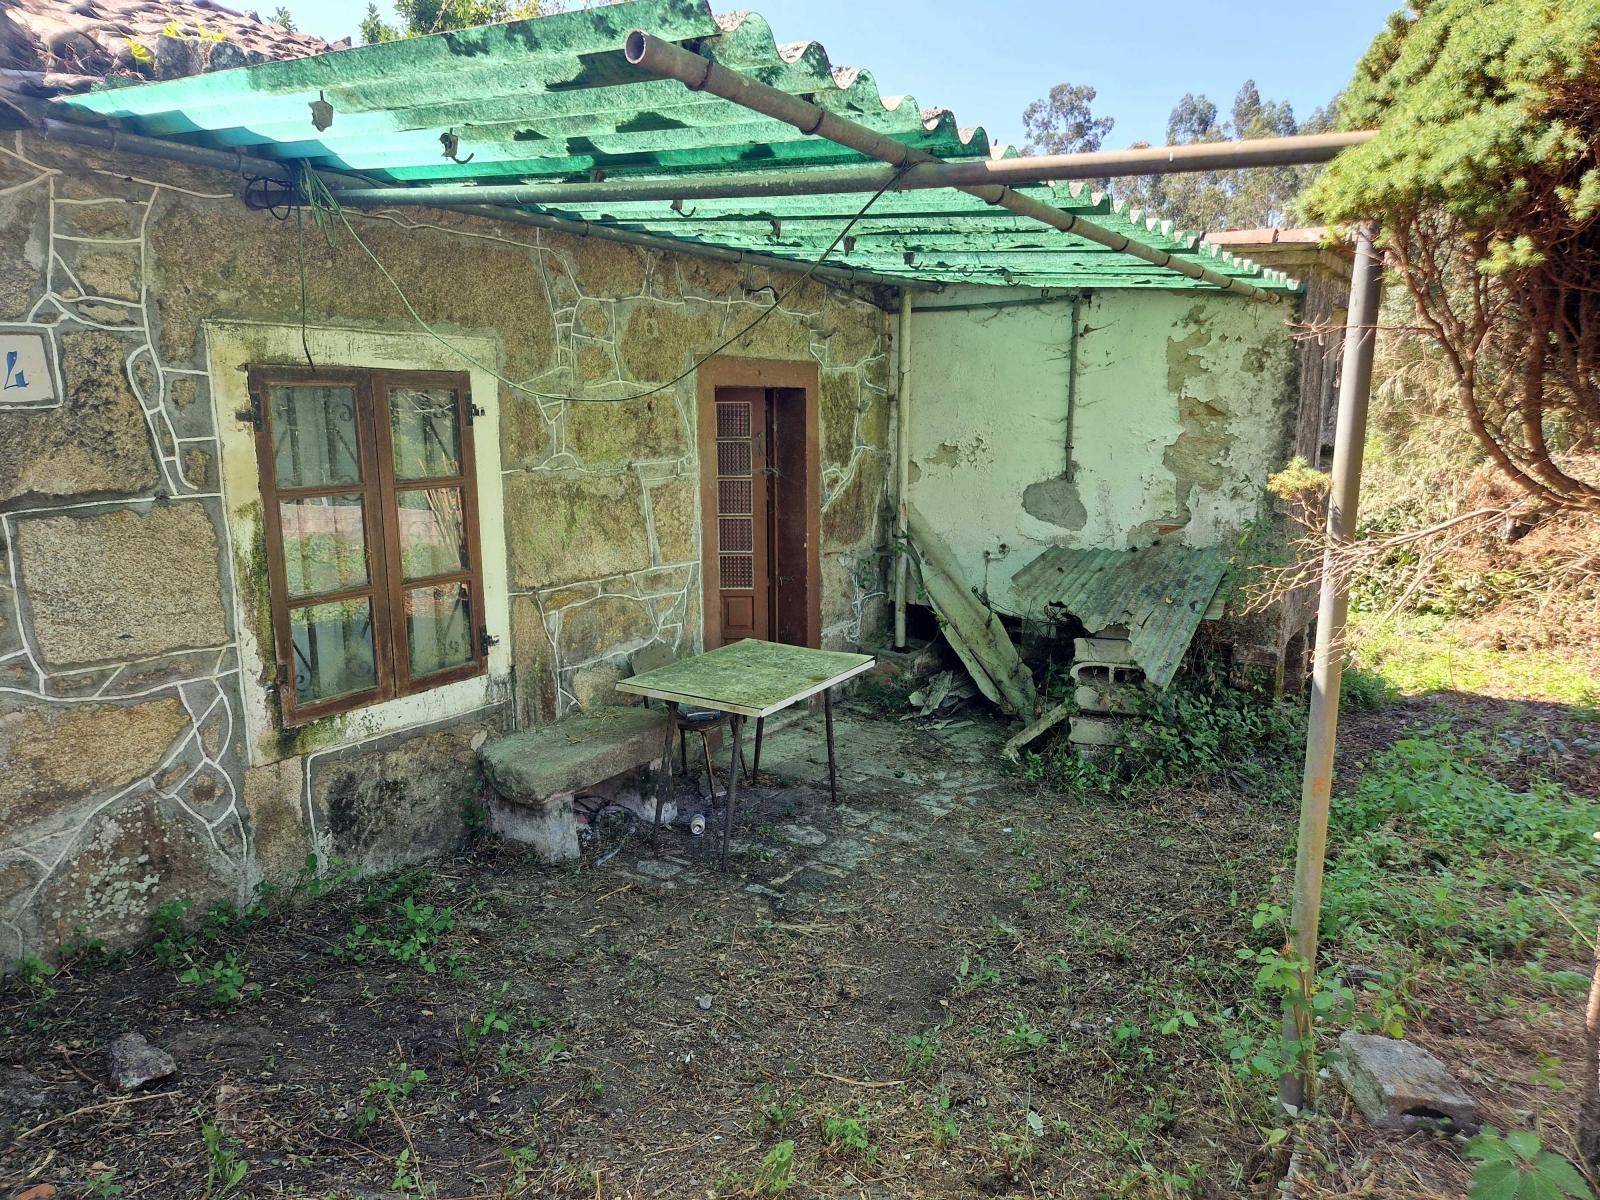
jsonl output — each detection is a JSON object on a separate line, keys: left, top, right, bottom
{"left": 40, "top": 0, "right": 1299, "bottom": 294}
{"left": 908, "top": 506, "right": 1038, "bottom": 719}
{"left": 1011, "top": 544, "right": 1227, "bottom": 688}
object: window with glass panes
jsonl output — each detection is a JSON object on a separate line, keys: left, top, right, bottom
{"left": 248, "top": 367, "right": 487, "bottom": 726}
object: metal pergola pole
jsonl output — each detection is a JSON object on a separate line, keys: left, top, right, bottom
{"left": 624, "top": 31, "right": 1286, "bottom": 304}
{"left": 894, "top": 289, "right": 912, "bottom": 649}
{"left": 1280, "top": 222, "right": 1383, "bottom": 1112}
{"left": 327, "top": 132, "right": 1374, "bottom": 209}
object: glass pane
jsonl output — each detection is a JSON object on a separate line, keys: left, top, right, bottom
{"left": 396, "top": 488, "right": 467, "bottom": 581}
{"left": 280, "top": 494, "right": 368, "bottom": 598}
{"left": 289, "top": 597, "right": 377, "bottom": 705}
{"left": 405, "top": 584, "right": 474, "bottom": 678}
{"left": 389, "top": 387, "right": 461, "bottom": 480}
{"left": 270, "top": 385, "right": 360, "bottom": 488}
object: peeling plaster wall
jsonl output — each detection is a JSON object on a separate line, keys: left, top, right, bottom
{"left": 907, "top": 285, "right": 1298, "bottom": 615}
{"left": 0, "top": 135, "right": 892, "bottom": 963}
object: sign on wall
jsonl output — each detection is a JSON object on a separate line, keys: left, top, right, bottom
{"left": 0, "top": 329, "right": 58, "bottom": 408}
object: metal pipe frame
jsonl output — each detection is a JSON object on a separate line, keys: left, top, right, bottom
{"left": 624, "top": 31, "right": 1286, "bottom": 304}
{"left": 19, "top": 110, "right": 928, "bottom": 298}
{"left": 1279, "top": 222, "right": 1383, "bottom": 1112}
{"left": 894, "top": 289, "right": 912, "bottom": 649}
{"left": 329, "top": 131, "right": 1373, "bottom": 210}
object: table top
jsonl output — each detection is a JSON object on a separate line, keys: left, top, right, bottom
{"left": 615, "top": 639, "right": 875, "bottom": 719}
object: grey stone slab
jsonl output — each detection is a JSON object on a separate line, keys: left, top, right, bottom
{"left": 480, "top": 706, "right": 664, "bottom": 805}
{"left": 1333, "top": 1032, "right": 1479, "bottom": 1133}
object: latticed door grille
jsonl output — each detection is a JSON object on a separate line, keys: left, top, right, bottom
{"left": 715, "top": 398, "right": 757, "bottom": 592}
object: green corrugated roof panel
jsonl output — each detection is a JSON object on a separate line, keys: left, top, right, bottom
{"left": 1010, "top": 544, "right": 1228, "bottom": 688}
{"left": 47, "top": 0, "right": 1299, "bottom": 294}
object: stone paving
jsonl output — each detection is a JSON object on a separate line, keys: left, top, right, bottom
{"left": 608, "top": 705, "right": 1001, "bottom": 910}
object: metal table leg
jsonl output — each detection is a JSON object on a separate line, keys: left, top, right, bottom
{"left": 650, "top": 701, "right": 677, "bottom": 850}
{"left": 751, "top": 716, "right": 765, "bottom": 784}
{"left": 824, "top": 687, "right": 839, "bottom": 805}
{"left": 721, "top": 714, "right": 744, "bottom": 870}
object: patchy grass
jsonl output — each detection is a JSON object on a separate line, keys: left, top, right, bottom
{"left": 2, "top": 632, "right": 1594, "bottom": 1199}
{"left": 1350, "top": 609, "right": 1600, "bottom": 714}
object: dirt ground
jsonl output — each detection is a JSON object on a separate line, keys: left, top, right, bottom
{"left": 0, "top": 695, "right": 1593, "bottom": 1199}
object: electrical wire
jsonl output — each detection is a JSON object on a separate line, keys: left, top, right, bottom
{"left": 297, "top": 166, "right": 909, "bottom": 405}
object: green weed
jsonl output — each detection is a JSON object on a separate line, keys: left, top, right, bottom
{"left": 819, "top": 1105, "right": 874, "bottom": 1161}
{"left": 201, "top": 1121, "right": 248, "bottom": 1198}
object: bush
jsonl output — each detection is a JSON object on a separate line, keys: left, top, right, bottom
{"left": 1027, "top": 665, "right": 1305, "bottom": 801}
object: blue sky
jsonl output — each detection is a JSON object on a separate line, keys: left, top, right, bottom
{"left": 279, "top": 0, "right": 1399, "bottom": 149}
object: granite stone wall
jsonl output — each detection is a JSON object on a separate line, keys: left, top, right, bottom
{"left": 0, "top": 134, "right": 894, "bottom": 964}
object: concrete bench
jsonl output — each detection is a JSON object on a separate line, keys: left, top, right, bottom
{"left": 478, "top": 706, "right": 668, "bottom": 861}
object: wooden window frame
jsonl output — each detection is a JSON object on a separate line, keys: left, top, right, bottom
{"left": 248, "top": 365, "right": 488, "bottom": 727}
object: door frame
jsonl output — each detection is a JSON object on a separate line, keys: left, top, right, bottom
{"left": 696, "top": 356, "right": 821, "bottom": 650}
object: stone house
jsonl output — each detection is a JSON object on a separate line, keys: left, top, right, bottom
{"left": 0, "top": 0, "right": 1336, "bottom": 963}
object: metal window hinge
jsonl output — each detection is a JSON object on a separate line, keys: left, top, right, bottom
{"left": 479, "top": 626, "right": 500, "bottom": 657}
{"left": 236, "top": 391, "right": 264, "bottom": 431}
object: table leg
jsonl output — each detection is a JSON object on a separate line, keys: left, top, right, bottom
{"left": 651, "top": 701, "right": 677, "bottom": 850}
{"left": 751, "top": 716, "right": 765, "bottom": 784}
{"left": 699, "top": 730, "right": 717, "bottom": 801}
{"left": 721, "top": 714, "right": 744, "bottom": 871}
{"left": 824, "top": 687, "right": 839, "bottom": 805}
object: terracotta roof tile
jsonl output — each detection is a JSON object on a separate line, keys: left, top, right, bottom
{"left": 1, "top": 0, "right": 346, "bottom": 89}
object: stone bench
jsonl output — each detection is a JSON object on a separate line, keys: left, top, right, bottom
{"left": 478, "top": 705, "right": 668, "bottom": 861}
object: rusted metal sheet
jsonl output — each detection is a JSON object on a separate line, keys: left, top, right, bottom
{"left": 1011, "top": 544, "right": 1227, "bottom": 688}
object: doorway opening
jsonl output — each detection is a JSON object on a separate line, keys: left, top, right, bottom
{"left": 696, "top": 358, "right": 821, "bottom": 650}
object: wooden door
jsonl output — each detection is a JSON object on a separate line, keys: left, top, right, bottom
{"left": 712, "top": 386, "right": 770, "bottom": 642}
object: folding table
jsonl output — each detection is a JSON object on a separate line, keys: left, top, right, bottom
{"left": 615, "top": 638, "right": 875, "bottom": 868}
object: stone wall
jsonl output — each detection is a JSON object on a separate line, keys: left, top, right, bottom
{"left": 0, "top": 133, "right": 893, "bottom": 964}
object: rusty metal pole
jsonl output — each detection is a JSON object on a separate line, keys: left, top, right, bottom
{"left": 894, "top": 288, "right": 912, "bottom": 648}
{"left": 328, "top": 131, "right": 1375, "bottom": 207}
{"left": 1280, "top": 222, "right": 1382, "bottom": 1112}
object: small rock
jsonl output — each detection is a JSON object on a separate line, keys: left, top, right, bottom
{"left": 1333, "top": 1032, "right": 1479, "bottom": 1133}
{"left": 0, "top": 1067, "right": 48, "bottom": 1110}
{"left": 107, "top": 1032, "right": 177, "bottom": 1092}
{"left": 16, "top": 1185, "right": 57, "bottom": 1200}
{"left": 695, "top": 994, "right": 714, "bottom": 1011}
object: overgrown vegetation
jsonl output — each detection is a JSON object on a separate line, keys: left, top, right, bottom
{"left": 1304, "top": 0, "right": 1600, "bottom": 514}
{"left": 1022, "top": 657, "right": 1305, "bottom": 801}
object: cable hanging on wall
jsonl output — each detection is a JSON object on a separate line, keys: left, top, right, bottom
{"left": 292, "top": 164, "right": 909, "bottom": 406}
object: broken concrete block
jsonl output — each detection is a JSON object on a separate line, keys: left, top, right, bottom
{"left": 1068, "top": 714, "right": 1128, "bottom": 747}
{"left": 1073, "top": 635, "right": 1135, "bottom": 666}
{"left": 1333, "top": 1032, "right": 1479, "bottom": 1133}
{"left": 107, "top": 1032, "right": 176, "bottom": 1092}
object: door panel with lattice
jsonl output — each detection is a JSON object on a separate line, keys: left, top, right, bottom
{"left": 712, "top": 387, "right": 770, "bottom": 642}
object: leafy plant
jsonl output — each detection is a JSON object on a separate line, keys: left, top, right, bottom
{"left": 999, "top": 1016, "right": 1048, "bottom": 1057}
{"left": 201, "top": 1121, "right": 248, "bottom": 1198}
{"left": 904, "top": 1032, "right": 941, "bottom": 1073}
{"left": 178, "top": 951, "right": 256, "bottom": 1007}
{"left": 956, "top": 953, "right": 1001, "bottom": 992}
{"left": 755, "top": 1088, "right": 804, "bottom": 1135}
{"left": 754, "top": 1140, "right": 796, "bottom": 1196}
{"left": 459, "top": 982, "right": 515, "bottom": 1065}
{"left": 1465, "top": 1128, "right": 1591, "bottom": 1200}
{"left": 353, "top": 1063, "right": 428, "bottom": 1137}
{"left": 819, "top": 1105, "right": 874, "bottom": 1161}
